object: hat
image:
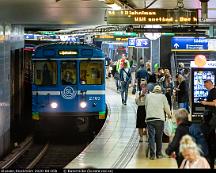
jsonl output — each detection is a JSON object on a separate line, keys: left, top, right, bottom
{"left": 153, "top": 85, "right": 162, "bottom": 93}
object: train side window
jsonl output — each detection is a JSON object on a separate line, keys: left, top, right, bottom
{"left": 33, "top": 61, "right": 57, "bottom": 85}
{"left": 61, "top": 61, "right": 76, "bottom": 85}
{"left": 80, "top": 61, "right": 104, "bottom": 85}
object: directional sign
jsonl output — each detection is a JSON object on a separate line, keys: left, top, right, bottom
{"left": 135, "top": 38, "right": 149, "bottom": 48}
{"left": 128, "top": 38, "right": 136, "bottom": 47}
{"left": 171, "top": 37, "right": 208, "bottom": 51}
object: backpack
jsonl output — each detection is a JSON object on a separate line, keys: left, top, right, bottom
{"left": 189, "top": 124, "right": 209, "bottom": 157}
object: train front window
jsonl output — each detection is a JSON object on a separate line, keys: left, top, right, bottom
{"left": 80, "top": 61, "right": 104, "bottom": 85}
{"left": 61, "top": 61, "right": 77, "bottom": 85}
{"left": 33, "top": 61, "right": 57, "bottom": 85}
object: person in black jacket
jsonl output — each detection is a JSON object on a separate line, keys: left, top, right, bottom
{"left": 165, "top": 108, "right": 191, "bottom": 167}
{"left": 175, "top": 74, "right": 189, "bottom": 111}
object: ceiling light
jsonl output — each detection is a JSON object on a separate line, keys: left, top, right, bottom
{"left": 107, "top": 3, "right": 122, "bottom": 10}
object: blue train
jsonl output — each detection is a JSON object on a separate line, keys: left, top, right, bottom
{"left": 32, "top": 42, "right": 106, "bottom": 137}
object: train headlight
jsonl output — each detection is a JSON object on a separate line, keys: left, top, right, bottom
{"left": 80, "top": 101, "right": 87, "bottom": 109}
{"left": 50, "top": 102, "right": 58, "bottom": 109}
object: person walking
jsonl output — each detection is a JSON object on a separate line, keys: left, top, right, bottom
{"left": 135, "top": 80, "right": 148, "bottom": 142}
{"left": 119, "top": 61, "right": 131, "bottom": 105}
{"left": 144, "top": 85, "right": 172, "bottom": 160}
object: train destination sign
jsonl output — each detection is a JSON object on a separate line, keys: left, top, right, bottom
{"left": 107, "top": 9, "right": 198, "bottom": 25}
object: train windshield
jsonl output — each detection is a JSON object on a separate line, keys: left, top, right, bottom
{"left": 80, "top": 61, "right": 104, "bottom": 85}
{"left": 61, "top": 61, "right": 77, "bottom": 85}
{"left": 33, "top": 61, "right": 57, "bottom": 86}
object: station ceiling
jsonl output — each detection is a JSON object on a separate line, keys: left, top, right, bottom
{"left": 0, "top": 0, "right": 215, "bottom": 30}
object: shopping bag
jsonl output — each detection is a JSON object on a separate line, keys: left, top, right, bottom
{"left": 164, "top": 118, "right": 173, "bottom": 137}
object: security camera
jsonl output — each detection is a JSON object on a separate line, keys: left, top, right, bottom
{"left": 199, "top": 0, "right": 209, "bottom": 20}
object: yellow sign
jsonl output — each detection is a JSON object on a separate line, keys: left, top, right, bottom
{"left": 107, "top": 9, "right": 198, "bottom": 25}
{"left": 58, "top": 50, "right": 78, "bottom": 56}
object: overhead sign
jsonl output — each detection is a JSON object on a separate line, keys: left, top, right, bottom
{"left": 171, "top": 37, "right": 208, "bottom": 51}
{"left": 128, "top": 38, "right": 136, "bottom": 47}
{"left": 135, "top": 38, "right": 150, "bottom": 48}
{"left": 107, "top": 9, "right": 198, "bottom": 25}
{"left": 113, "top": 32, "right": 137, "bottom": 37}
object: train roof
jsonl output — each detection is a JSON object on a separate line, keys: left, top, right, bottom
{"left": 32, "top": 42, "right": 104, "bottom": 59}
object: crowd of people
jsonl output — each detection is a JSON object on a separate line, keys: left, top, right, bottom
{"left": 106, "top": 54, "right": 216, "bottom": 169}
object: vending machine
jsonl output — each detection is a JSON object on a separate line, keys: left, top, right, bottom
{"left": 190, "top": 61, "right": 216, "bottom": 122}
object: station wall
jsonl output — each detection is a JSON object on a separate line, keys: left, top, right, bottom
{"left": 0, "top": 24, "right": 24, "bottom": 159}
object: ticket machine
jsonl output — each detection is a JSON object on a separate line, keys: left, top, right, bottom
{"left": 190, "top": 60, "right": 216, "bottom": 122}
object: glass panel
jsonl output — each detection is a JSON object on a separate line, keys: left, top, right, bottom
{"left": 33, "top": 61, "right": 57, "bottom": 85}
{"left": 61, "top": 61, "right": 77, "bottom": 85}
{"left": 80, "top": 61, "right": 104, "bottom": 85}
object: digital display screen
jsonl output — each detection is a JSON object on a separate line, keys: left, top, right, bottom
{"left": 58, "top": 50, "right": 78, "bottom": 56}
{"left": 107, "top": 9, "right": 198, "bottom": 25}
{"left": 193, "top": 71, "right": 215, "bottom": 103}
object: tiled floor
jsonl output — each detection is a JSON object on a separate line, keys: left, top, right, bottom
{"left": 65, "top": 78, "right": 178, "bottom": 169}
{"left": 126, "top": 136, "right": 178, "bottom": 168}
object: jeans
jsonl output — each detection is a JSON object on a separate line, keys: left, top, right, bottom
{"left": 120, "top": 81, "right": 129, "bottom": 103}
{"left": 147, "top": 120, "right": 164, "bottom": 157}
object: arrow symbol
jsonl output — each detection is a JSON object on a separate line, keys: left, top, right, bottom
{"left": 174, "top": 43, "right": 179, "bottom": 49}
{"left": 143, "top": 40, "right": 148, "bottom": 45}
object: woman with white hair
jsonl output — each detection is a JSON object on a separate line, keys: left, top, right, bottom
{"left": 179, "top": 135, "right": 210, "bottom": 169}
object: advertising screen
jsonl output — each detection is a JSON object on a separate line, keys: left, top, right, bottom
{"left": 193, "top": 70, "right": 215, "bottom": 103}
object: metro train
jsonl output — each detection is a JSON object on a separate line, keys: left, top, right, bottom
{"left": 31, "top": 42, "right": 107, "bottom": 137}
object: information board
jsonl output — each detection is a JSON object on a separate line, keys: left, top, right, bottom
{"left": 107, "top": 9, "right": 198, "bottom": 25}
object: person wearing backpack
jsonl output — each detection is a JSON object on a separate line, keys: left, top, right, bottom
{"left": 119, "top": 61, "right": 131, "bottom": 105}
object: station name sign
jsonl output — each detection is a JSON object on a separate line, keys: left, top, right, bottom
{"left": 107, "top": 9, "right": 198, "bottom": 25}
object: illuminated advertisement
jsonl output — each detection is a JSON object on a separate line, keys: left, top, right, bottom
{"left": 193, "top": 71, "right": 215, "bottom": 103}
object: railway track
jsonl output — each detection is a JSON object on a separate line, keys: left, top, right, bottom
{"left": 0, "top": 136, "right": 89, "bottom": 169}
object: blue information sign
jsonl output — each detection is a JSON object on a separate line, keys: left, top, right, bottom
{"left": 135, "top": 38, "right": 149, "bottom": 48}
{"left": 128, "top": 38, "right": 136, "bottom": 47}
{"left": 171, "top": 37, "right": 208, "bottom": 51}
